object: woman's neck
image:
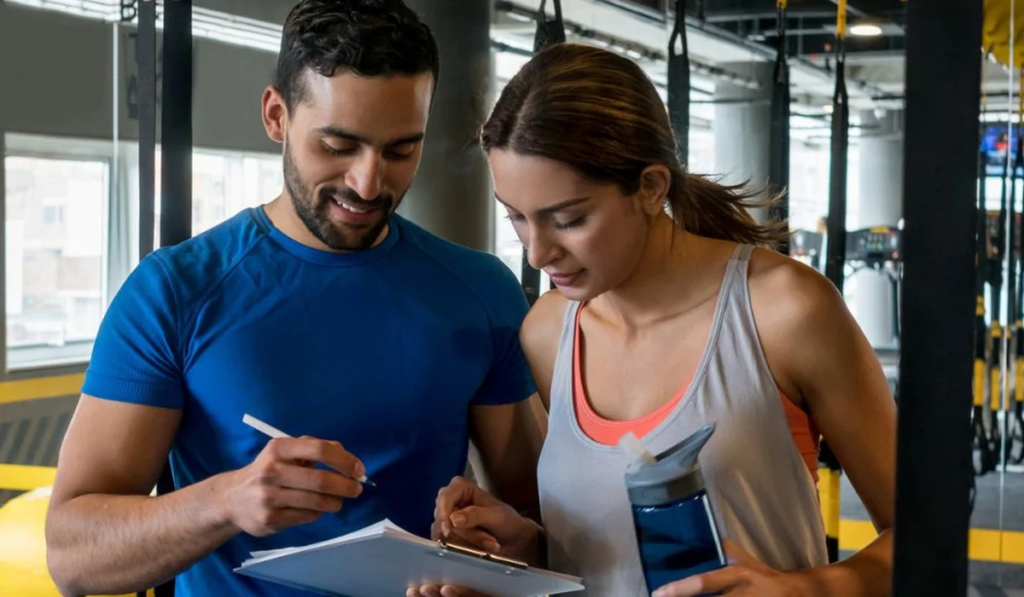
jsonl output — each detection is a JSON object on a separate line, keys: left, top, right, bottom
{"left": 593, "top": 215, "right": 725, "bottom": 330}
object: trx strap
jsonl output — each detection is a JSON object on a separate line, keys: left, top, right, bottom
{"left": 973, "top": 111, "right": 994, "bottom": 476}
{"left": 1012, "top": 82, "right": 1024, "bottom": 464}
{"left": 131, "top": 2, "right": 193, "bottom": 594}
{"left": 819, "top": 0, "right": 847, "bottom": 565}
{"left": 768, "top": 0, "right": 790, "bottom": 254}
{"left": 982, "top": 119, "right": 1011, "bottom": 475}
{"left": 1003, "top": 111, "right": 1020, "bottom": 467}
{"left": 533, "top": 0, "right": 566, "bottom": 53}
{"left": 521, "top": 0, "right": 566, "bottom": 304}
{"left": 667, "top": 0, "right": 690, "bottom": 160}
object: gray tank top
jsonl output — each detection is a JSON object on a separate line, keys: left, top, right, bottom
{"left": 537, "top": 244, "right": 828, "bottom": 596}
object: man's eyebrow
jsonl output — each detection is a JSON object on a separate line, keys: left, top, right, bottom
{"left": 317, "top": 126, "right": 424, "bottom": 146}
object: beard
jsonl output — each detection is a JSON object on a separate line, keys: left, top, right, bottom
{"left": 283, "top": 142, "right": 398, "bottom": 252}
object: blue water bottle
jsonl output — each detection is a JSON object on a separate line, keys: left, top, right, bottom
{"left": 621, "top": 422, "right": 725, "bottom": 595}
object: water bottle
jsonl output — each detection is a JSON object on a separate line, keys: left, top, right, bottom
{"left": 621, "top": 422, "right": 725, "bottom": 595}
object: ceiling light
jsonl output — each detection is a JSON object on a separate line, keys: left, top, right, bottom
{"left": 849, "top": 23, "right": 883, "bottom": 37}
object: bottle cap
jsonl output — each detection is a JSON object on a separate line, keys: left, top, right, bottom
{"left": 623, "top": 422, "right": 717, "bottom": 507}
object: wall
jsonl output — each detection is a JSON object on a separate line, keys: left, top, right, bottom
{"left": 0, "top": 1, "right": 280, "bottom": 154}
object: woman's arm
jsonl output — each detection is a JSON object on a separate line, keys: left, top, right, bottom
{"left": 757, "top": 250, "right": 896, "bottom": 595}
{"left": 655, "top": 250, "right": 896, "bottom": 597}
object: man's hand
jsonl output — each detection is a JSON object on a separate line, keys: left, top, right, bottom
{"left": 219, "top": 437, "right": 366, "bottom": 536}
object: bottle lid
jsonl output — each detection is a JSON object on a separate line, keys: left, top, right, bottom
{"left": 622, "top": 422, "right": 716, "bottom": 507}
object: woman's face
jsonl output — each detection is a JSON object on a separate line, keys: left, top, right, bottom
{"left": 489, "top": 149, "right": 662, "bottom": 302}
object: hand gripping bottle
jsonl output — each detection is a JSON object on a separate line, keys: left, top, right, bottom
{"left": 621, "top": 422, "right": 725, "bottom": 595}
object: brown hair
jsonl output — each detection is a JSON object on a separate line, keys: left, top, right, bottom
{"left": 481, "top": 43, "right": 788, "bottom": 248}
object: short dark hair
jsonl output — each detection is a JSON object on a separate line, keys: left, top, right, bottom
{"left": 274, "top": 0, "right": 440, "bottom": 110}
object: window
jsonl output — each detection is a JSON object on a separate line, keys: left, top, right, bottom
{"left": 152, "top": 150, "right": 282, "bottom": 245}
{"left": 5, "top": 155, "right": 109, "bottom": 369}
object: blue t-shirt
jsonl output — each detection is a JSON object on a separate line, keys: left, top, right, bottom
{"left": 82, "top": 207, "right": 536, "bottom": 596}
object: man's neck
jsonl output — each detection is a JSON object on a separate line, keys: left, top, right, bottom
{"left": 262, "top": 193, "right": 389, "bottom": 253}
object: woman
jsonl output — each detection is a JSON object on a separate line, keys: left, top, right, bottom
{"left": 414, "top": 43, "right": 895, "bottom": 597}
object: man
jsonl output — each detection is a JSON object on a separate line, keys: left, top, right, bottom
{"left": 44, "top": 1, "right": 541, "bottom": 595}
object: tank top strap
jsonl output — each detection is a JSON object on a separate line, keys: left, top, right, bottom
{"left": 550, "top": 299, "right": 582, "bottom": 413}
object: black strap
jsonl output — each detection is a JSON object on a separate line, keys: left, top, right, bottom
{"left": 533, "top": 0, "right": 566, "bottom": 53}
{"left": 823, "top": 42, "right": 848, "bottom": 296}
{"left": 160, "top": 0, "right": 194, "bottom": 248}
{"left": 972, "top": 140, "right": 993, "bottom": 476}
{"left": 667, "top": 0, "right": 690, "bottom": 160}
{"left": 819, "top": 25, "right": 848, "bottom": 566}
{"left": 768, "top": 3, "right": 790, "bottom": 253}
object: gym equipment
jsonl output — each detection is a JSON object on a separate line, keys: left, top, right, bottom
{"left": 768, "top": 0, "right": 790, "bottom": 254}
{"left": 667, "top": 0, "right": 689, "bottom": 160}
{"left": 845, "top": 226, "right": 902, "bottom": 350}
{"left": 973, "top": 137, "right": 998, "bottom": 477}
{"left": 819, "top": 0, "right": 849, "bottom": 565}
{"left": 789, "top": 229, "right": 823, "bottom": 272}
{"left": 131, "top": 0, "right": 192, "bottom": 593}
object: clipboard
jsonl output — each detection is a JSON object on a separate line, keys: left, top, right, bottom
{"left": 234, "top": 519, "right": 585, "bottom": 597}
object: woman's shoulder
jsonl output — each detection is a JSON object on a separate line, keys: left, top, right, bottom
{"left": 746, "top": 244, "right": 851, "bottom": 345}
{"left": 521, "top": 289, "right": 570, "bottom": 358}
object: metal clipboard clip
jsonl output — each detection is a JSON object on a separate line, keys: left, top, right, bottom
{"left": 435, "top": 540, "right": 530, "bottom": 570}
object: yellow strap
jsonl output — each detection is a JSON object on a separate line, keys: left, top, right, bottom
{"left": 836, "top": 0, "right": 847, "bottom": 38}
{"left": 778, "top": 0, "right": 787, "bottom": 8}
{"left": 992, "top": 367, "right": 1003, "bottom": 411}
{"left": 1011, "top": 360, "right": 1019, "bottom": 405}
{"left": 976, "top": 360, "right": 987, "bottom": 407}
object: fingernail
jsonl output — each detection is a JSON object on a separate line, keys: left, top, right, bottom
{"left": 450, "top": 514, "right": 466, "bottom": 527}
{"left": 485, "top": 540, "right": 500, "bottom": 552}
{"left": 652, "top": 591, "right": 665, "bottom": 597}
{"left": 441, "top": 522, "right": 451, "bottom": 536}
{"left": 355, "top": 461, "right": 365, "bottom": 478}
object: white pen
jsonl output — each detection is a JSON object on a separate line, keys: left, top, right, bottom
{"left": 242, "top": 413, "right": 376, "bottom": 486}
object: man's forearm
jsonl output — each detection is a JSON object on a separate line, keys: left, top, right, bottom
{"left": 47, "top": 474, "right": 238, "bottom": 597}
{"left": 795, "top": 530, "right": 893, "bottom": 597}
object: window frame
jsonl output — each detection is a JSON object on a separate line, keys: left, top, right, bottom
{"left": 3, "top": 133, "right": 116, "bottom": 374}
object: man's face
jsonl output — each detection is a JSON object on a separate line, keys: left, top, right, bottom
{"left": 267, "top": 70, "right": 434, "bottom": 251}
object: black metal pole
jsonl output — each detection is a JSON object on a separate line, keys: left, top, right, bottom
{"left": 160, "top": 0, "right": 193, "bottom": 248}
{"left": 892, "top": 0, "right": 982, "bottom": 594}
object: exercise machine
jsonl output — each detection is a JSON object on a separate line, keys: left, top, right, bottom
{"left": 789, "top": 229, "right": 824, "bottom": 272}
{"left": 845, "top": 225, "right": 902, "bottom": 350}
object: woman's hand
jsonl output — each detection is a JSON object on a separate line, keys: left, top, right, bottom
{"left": 652, "top": 540, "right": 809, "bottom": 597}
{"left": 431, "top": 476, "right": 541, "bottom": 560}
{"left": 408, "top": 477, "right": 544, "bottom": 597}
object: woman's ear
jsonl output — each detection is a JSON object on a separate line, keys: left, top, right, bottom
{"left": 637, "top": 165, "right": 672, "bottom": 216}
